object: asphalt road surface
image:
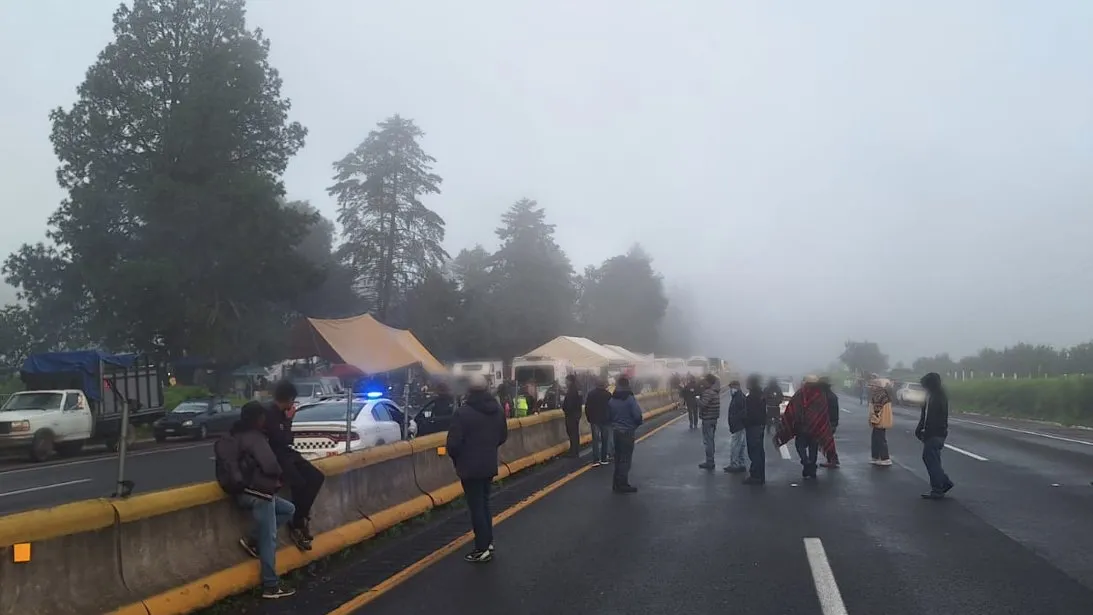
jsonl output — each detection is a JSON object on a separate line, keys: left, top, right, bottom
{"left": 324, "top": 393, "right": 1093, "bottom": 615}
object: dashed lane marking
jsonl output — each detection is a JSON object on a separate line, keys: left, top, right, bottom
{"left": 944, "top": 443, "right": 988, "bottom": 461}
{"left": 804, "top": 537, "right": 849, "bottom": 615}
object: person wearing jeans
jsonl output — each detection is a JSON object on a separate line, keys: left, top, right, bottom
{"left": 608, "top": 376, "right": 643, "bottom": 493}
{"left": 868, "top": 380, "right": 893, "bottom": 466}
{"left": 742, "top": 375, "right": 767, "bottom": 484}
{"left": 584, "top": 379, "right": 613, "bottom": 465}
{"left": 238, "top": 493, "right": 296, "bottom": 596}
{"left": 696, "top": 374, "right": 722, "bottom": 470}
{"left": 916, "top": 372, "right": 953, "bottom": 499}
{"left": 723, "top": 380, "right": 748, "bottom": 473}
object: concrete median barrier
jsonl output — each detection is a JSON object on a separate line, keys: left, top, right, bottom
{"left": 0, "top": 393, "right": 679, "bottom": 615}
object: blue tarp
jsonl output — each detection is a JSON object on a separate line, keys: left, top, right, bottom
{"left": 21, "top": 350, "right": 137, "bottom": 401}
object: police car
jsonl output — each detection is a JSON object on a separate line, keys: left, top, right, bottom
{"left": 289, "top": 392, "right": 418, "bottom": 461}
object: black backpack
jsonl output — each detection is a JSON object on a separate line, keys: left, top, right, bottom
{"left": 214, "top": 435, "right": 247, "bottom": 495}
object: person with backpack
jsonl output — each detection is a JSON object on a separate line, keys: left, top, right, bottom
{"left": 215, "top": 402, "right": 296, "bottom": 599}
{"left": 264, "top": 380, "right": 325, "bottom": 551}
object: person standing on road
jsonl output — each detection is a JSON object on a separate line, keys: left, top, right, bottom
{"left": 446, "top": 373, "right": 508, "bottom": 563}
{"left": 585, "top": 378, "right": 614, "bottom": 466}
{"left": 722, "top": 379, "right": 747, "bottom": 473}
{"left": 264, "top": 380, "right": 324, "bottom": 551}
{"left": 221, "top": 402, "right": 296, "bottom": 599}
{"left": 868, "top": 380, "right": 893, "bottom": 466}
{"left": 682, "top": 376, "right": 699, "bottom": 429}
{"left": 608, "top": 376, "right": 644, "bottom": 493}
{"left": 697, "top": 374, "right": 722, "bottom": 470}
{"left": 562, "top": 374, "right": 583, "bottom": 458}
{"left": 742, "top": 375, "right": 767, "bottom": 485}
{"left": 818, "top": 377, "right": 841, "bottom": 469}
{"left": 916, "top": 372, "right": 954, "bottom": 499}
{"left": 774, "top": 375, "right": 831, "bottom": 480}
{"left": 763, "top": 378, "right": 784, "bottom": 434}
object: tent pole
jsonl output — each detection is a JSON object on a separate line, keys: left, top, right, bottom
{"left": 346, "top": 378, "right": 355, "bottom": 454}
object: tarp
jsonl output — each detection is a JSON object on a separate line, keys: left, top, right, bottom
{"left": 603, "top": 344, "right": 653, "bottom": 364}
{"left": 521, "top": 336, "right": 629, "bottom": 370}
{"left": 21, "top": 350, "right": 137, "bottom": 401}
{"left": 291, "top": 313, "right": 446, "bottom": 376}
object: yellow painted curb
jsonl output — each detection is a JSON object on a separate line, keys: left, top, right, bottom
{"left": 0, "top": 498, "right": 116, "bottom": 547}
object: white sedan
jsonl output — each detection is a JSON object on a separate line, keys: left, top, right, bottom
{"left": 290, "top": 396, "right": 417, "bottom": 461}
{"left": 896, "top": 383, "right": 927, "bottom": 407}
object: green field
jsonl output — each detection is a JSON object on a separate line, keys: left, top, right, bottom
{"left": 945, "top": 377, "right": 1093, "bottom": 427}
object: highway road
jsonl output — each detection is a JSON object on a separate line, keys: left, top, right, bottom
{"left": 229, "top": 392, "right": 1093, "bottom": 615}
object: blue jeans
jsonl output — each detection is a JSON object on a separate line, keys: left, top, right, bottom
{"left": 701, "top": 419, "right": 717, "bottom": 464}
{"left": 727, "top": 429, "right": 748, "bottom": 468}
{"left": 591, "top": 423, "right": 614, "bottom": 462}
{"left": 922, "top": 436, "right": 952, "bottom": 492}
{"left": 745, "top": 425, "right": 766, "bottom": 481}
{"left": 238, "top": 494, "right": 295, "bottom": 589}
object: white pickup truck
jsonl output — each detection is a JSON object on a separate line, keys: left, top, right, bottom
{"left": 0, "top": 389, "right": 99, "bottom": 460}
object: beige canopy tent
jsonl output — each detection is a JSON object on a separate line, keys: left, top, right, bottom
{"left": 603, "top": 344, "right": 652, "bottom": 364}
{"left": 291, "top": 313, "right": 446, "bottom": 375}
{"left": 521, "top": 336, "right": 629, "bottom": 371}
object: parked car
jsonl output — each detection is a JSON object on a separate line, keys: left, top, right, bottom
{"left": 153, "top": 398, "right": 239, "bottom": 442}
{"left": 289, "top": 396, "right": 418, "bottom": 461}
{"left": 413, "top": 395, "right": 457, "bottom": 436}
{"left": 896, "top": 382, "right": 927, "bottom": 407}
{"left": 777, "top": 379, "right": 795, "bottom": 414}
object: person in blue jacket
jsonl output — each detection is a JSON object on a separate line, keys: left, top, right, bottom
{"left": 608, "top": 376, "right": 643, "bottom": 493}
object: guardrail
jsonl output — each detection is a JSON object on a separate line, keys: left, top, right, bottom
{"left": 0, "top": 392, "right": 679, "bottom": 615}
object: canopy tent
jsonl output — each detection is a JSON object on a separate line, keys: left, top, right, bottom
{"left": 603, "top": 344, "right": 653, "bottom": 364}
{"left": 521, "top": 336, "right": 629, "bottom": 371}
{"left": 291, "top": 314, "right": 446, "bottom": 376}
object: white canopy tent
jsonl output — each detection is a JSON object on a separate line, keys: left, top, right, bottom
{"left": 522, "top": 336, "right": 629, "bottom": 371}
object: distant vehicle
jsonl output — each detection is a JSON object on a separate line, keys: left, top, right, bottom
{"left": 452, "top": 360, "right": 504, "bottom": 385}
{"left": 413, "top": 394, "right": 457, "bottom": 436}
{"left": 289, "top": 396, "right": 417, "bottom": 461}
{"left": 153, "top": 398, "right": 239, "bottom": 442}
{"left": 0, "top": 351, "right": 167, "bottom": 461}
{"left": 777, "top": 379, "right": 796, "bottom": 415}
{"left": 685, "top": 356, "right": 710, "bottom": 377}
{"left": 511, "top": 356, "right": 574, "bottom": 403}
{"left": 664, "top": 358, "right": 687, "bottom": 376}
{"left": 292, "top": 379, "right": 339, "bottom": 405}
{"left": 896, "top": 382, "right": 927, "bottom": 407}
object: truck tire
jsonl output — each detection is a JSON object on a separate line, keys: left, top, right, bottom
{"left": 30, "top": 430, "right": 55, "bottom": 462}
{"left": 56, "top": 440, "right": 85, "bottom": 457}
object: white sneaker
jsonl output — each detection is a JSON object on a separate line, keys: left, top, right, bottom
{"left": 591, "top": 460, "right": 602, "bottom": 467}
{"left": 869, "top": 459, "right": 879, "bottom": 465}
{"left": 876, "top": 459, "right": 893, "bottom": 466}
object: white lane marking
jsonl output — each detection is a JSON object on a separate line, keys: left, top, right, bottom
{"left": 840, "top": 408, "right": 852, "bottom": 414}
{"left": 804, "top": 537, "right": 849, "bottom": 615}
{"left": 779, "top": 444, "right": 791, "bottom": 459}
{"left": 0, "top": 443, "right": 213, "bottom": 476}
{"left": 0, "top": 478, "right": 92, "bottom": 498}
{"left": 944, "top": 443, "right": 988, "bottom": 461}
{"left": 952, "top": 418, "right": 1093, "bottom": 448}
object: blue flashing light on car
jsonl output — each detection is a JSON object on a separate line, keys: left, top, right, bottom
{"left": 364, "top": 391, "right": 382, "bottom": 399}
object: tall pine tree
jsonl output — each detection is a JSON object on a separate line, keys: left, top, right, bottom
{"left": 329, "top": 115, "right": 446, "bottom": 321}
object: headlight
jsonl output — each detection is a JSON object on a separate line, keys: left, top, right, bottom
{"left": 10, "top": 420, "right": 30, "bottom": 433}
{"left": 181, "top": 420, "right": 194, "bottom": 427}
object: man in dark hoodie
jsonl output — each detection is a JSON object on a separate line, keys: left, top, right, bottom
{"left": 447, "top": 374, "right": 508, "bottom": 563}
{"left": 584, "top": 378, "right": 614, "bottom": 466}
{"left": 916, "top": 372, "right": 954, "bottom": 499}
{"left": 233, "top": 402, "right": 296, "bottom": 599}
{"left": 681, "top": 376, "right": 699, "bottom": 429}
{"left": 562, "top": 374, "right": 583, "bottom": 458}
{"left": 264, "top": 380, "right": 325, "bottom": 551}
{"left": 608, "top": 376, "right": 643, "bottom": 493}
{"left": 697, "top": 374, "right": 722, "bottom": 470}
{"left": 743, "top": 375, "right": 767, "bottom": 485}
{"left": 818, "top": 377, "right": 841, "bottom": 469}
{"left": 721, "top": 379, "right": 747, "bottom": 473}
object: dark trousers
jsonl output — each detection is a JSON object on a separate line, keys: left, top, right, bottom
{"left": 871, "top": 427, "right": 890, "bottom": 460}
{"left": 686, "top": 401, "right": 698, "bottom": 427}
{"left": 564, "top": 412, "right": 581, "bottom": 455}
{"left": 795, "top": 435, "right": 819, "bottom": 477}
{"left": 745, "top": 425, "right": 766, "bottom": 481}
{"left": 613, "top": 429, "right": 636, "bottom": 488}
{"left": 461, "top": 478, "right": 493, "bottom": 551}
{"left": 922, "top": 436, "right": 952, "bottom": 492}
{"left": 278, "top": 450, "right": 325, "bottom": 528}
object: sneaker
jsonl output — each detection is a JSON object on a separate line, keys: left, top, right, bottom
{"left": 876, "top": 459, "right": 893, "bottom": 467}
{"left": 301, "top": 523, "right": 315, "bottom": 542}
{"left": 921, "top": 491, "right": 945, "bottom": 500}
{"left": 869, "top": 459, "right": 879, "bottom": 465}
{"left": 722, "top": 465, "right": 746, "bottom": 474}
{"left": 698, "top": 462, "right": 715, "bottom": 470}
{"left": 464, "top": 549, "right": 493, "bottom": 563}
{"left": 488, "top": 542, "right": 495, "bottom": 552}
{"left": 290, "top": 527, "right": 313, "bottom": 551}
{"left": 261, "top": 584, "right": 296, "bottom": 599}
{"left": 238, "top": 537, "right": 259, "bottom": 559}
{"left": 942, "top": 481, "right": 955, "bottom": 493}
{"left": 591, "top": 460, "right": 602, "bottom": 467}
{"left": 613, "top": 484, "right": 638, "bottom": 494}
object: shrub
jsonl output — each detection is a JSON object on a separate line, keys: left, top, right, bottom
{"left": 947, "top": 377, "right": 1093, "bottom": 426}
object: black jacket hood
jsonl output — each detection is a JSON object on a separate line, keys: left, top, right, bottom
{"left": 612, "top": 388, "right": 635, "bottom": 400}
{"left": 920, "top": 372, "right": 943, "bottom": 393}
{"left": 465, "top": 389, "right": 501, "bottom": 415}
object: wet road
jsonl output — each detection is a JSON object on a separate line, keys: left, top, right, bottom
{"left": 331, "top": 394, "right": 1093, "bottom": 615}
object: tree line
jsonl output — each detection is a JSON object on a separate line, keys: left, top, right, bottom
{"left": 0, "top": 0, "right": 683, "bottom": 371}
{"left": 838, "top": 339, "right": 1093, "bottom": 380}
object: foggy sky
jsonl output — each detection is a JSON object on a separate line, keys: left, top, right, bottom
{"left": 3, "top": 1, "right": 1093, "bottom": 373}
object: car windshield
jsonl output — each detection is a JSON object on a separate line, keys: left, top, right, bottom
{"left": 294, "top": 401, "right": 365, "bottom": 422}
{"left": 907, "top": 383, "right": 925, "bottom": 392}
{"left": 778, "top": 381, "right": 794, "bottom": 394}
{"left": 171, "top": 401, "right": 208, "bottom": 414}
{"left": 1, "top": 392, "right": 65, "bottom": 411}
{"left": 515, "top": 366, "right": 555, "bottom": 385}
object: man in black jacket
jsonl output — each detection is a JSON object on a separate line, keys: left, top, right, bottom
{"left": 562, "top": 374, "right": 583, "bottom": 457}
{"left": 584, "top": 379, "right": 613, "bottom": 465}
{"left": 743, "top": 375, "right": 767, "bottom": 485}
{"left": 264, "top": 380, "right": 325, "bottom": 551}
{"left": 916, "top": 372, "right": 954, "bottom": 499}
{"left": 682, "top": 376, "right": 699, "bottom": 429}
{"left": 447, "top": 374, "right": 509, "bottom": 563}
{"left": 818, "top": 377, "right": 841, "bottom": 469}
{"left": 722, "top": 380, "right": 748, "bottom": 473}
{"left": 233, "top": 402, "right": 296, "bottom": 599}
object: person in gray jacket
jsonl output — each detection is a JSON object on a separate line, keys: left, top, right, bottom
{"left": 608, "top": 376, "right": 644, "bottom": 493}
{"left": 232, "top": 402, "right": 297, "bottom": 599}
{"left": 697, "top": 374, "right": 722, "bottom": 470}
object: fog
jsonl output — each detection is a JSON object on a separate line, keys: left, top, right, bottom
{"left": 3, "top": 1, "right": 1093, "bottom": 374}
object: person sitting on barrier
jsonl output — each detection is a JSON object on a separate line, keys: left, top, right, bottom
{"left": 215, "top": 402, "right": 296, "bottom": 600}
{"left": 447, "top": 373, "right": 508, "bottom": 563}
{"left": 608, "top": 376, "right": 643, "bottom": 494}
{"left": 264, "top": 380, "right": 325, "bottom": 551}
